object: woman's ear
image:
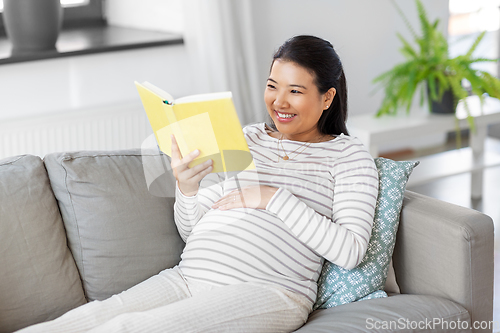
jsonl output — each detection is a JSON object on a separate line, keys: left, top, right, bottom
{"left": 323, "top": 87, "right": 336, "bottom": 110}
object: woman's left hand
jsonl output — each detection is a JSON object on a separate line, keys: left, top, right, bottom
{"left": 212, "top": 185, "right": 279, "bottom": 211}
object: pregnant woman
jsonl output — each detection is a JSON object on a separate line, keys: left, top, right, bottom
{"left": 18, "top": 35, "right": 378, "bottom": 333}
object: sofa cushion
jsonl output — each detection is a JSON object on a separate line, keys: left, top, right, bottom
{"left": 44, "top": 150, "right": 184, "bottom": 301}
{"left": 0, "top": 155, "right": 86, "bottom": 333}
{"left": 314, "top": 158, "right": 418, "bottom": 309}
{"left": 296, "top": 294, "right": 471, "bottom": 332}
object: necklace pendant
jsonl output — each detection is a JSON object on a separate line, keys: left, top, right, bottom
{"left": 283, "top": 155, "right": 289, "bottom": 160}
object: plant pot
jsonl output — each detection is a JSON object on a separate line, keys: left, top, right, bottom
{"left": 427, "top": 84, "right": 457, "bottom": 114}
{"left": 3, "top": 0, "right": 63, "bottom": 55}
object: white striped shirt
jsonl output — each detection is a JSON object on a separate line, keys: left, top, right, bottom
{"left": 174, "top": 122, "right": 379, "bottom": 304}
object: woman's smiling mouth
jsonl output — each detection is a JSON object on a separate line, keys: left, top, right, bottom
{"left": 275, "top": 111, "right": 297, "bottom": 122}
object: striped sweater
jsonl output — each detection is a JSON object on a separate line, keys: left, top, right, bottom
{"left": 174, "top": 122, "right": 379, "bottom": 305}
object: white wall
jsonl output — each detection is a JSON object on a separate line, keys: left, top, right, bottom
{"left": 0, "top": 45, "right": 191, "bottom": 121}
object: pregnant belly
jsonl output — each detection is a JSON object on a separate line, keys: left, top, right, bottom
{"left": 180, "top": 208, "right": 321, "bottom": 283}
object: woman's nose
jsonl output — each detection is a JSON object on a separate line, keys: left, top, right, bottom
{"left": 274, "top": 93, "right": 288, "bottom": 109}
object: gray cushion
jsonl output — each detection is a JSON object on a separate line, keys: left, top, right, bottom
{"left": 0, "top": 155, "right": 86, "bottom": 333}
{"left": 44, "top": 150, "right": 184, "bottom": 301}
{"left": 295, "top": 294, "right": 471, "bottom": 333}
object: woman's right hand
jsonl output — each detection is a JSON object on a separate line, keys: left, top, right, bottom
{"left": 170, "top": 135, "right": 213, "bottom": 197}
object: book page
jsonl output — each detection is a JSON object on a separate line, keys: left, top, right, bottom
{"left": 156, "top": 112, "right": 222, "bottom": 172}
{"left": 140, "top": 81, "right": 175, "bottom": 104}
{"left": 175, "top": 92, "right": 232, "bottom": 105}
{"left": 173, "top": 97, "right": 255, "bottom": 173}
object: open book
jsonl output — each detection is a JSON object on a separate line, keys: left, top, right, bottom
{"left": 135, "top": 81, "right": 255, "bottom": 173}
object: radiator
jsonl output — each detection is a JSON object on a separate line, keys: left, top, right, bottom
{"left": 0, "top": 104, "right": 153, "bottom": 159}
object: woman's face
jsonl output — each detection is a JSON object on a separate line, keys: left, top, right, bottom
{"left": 264, "top": 60, "right": 335, "bottom": 142}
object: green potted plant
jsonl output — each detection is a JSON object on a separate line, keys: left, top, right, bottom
{"left": 373, "top": 0, "right": 500, "bottom": 130}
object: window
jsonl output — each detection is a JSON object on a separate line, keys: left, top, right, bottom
{"left": 0, "top": 0, "right": 105, "bottom": 34}
{"left": 62, "top": 0, "right": 90, "bottom": 7}
{"left": 449, "top": 0, "right": 500, "bottom": 35}
{"left": 448, "top": 0, "right": 499, "bottom": 76}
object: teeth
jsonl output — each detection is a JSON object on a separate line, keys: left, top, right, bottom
{"left": 277, "top": 112, "right": 295, "bottom": 118}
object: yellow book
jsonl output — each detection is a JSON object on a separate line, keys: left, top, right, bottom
{"left": 135, "top": 81, "right": 255, "bottom": 173}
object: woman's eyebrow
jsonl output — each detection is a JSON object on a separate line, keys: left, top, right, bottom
{"left": 267, "top": 78, "right": 307, "bottom": 90}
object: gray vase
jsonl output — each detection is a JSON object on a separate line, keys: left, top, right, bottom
{"left": 3, "top": 0, "right": 63, "bottom": 55}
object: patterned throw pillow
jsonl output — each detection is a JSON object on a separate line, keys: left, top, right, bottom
{"left": 313, "top": 157, "right": 419, "bottom": 309}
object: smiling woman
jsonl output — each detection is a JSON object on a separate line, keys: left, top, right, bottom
{"left": 265, "top": 60, "right": 335, "bottom": 142}
{"left": 265, "top": 35, "right": 349, "bottom": 143}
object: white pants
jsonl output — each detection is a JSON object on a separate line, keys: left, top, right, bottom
{"left": 17, "top": 266, "right": 311, "bottom": 333}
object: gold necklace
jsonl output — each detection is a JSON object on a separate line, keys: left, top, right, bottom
{"left": 277, "top": 134, "right": 312, "bottom": 161}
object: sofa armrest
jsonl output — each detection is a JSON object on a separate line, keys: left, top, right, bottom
{"left": 393, "top": 190, "right": 494, "bottom": 330}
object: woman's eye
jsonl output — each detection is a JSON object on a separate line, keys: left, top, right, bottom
{"left": 267, "top": 84, "right": 276, "bottom": 89}
{"left": 291, "top": 90, "right": 302, "bottom": 94}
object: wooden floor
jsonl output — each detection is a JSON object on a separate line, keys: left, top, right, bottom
{"left": 386, "top": 135, "right": 500, "bottom": 330}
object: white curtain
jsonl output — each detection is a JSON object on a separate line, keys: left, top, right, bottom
{"left": 182, "top": 0, "right": 264, "bottom": 125}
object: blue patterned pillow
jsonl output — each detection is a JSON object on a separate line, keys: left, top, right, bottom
{"left": 313, "top": 157, "right": 419, "bottom": 309}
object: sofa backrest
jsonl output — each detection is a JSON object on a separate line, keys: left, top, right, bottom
{"left": 0, "top": 155, "right": 86, "bottom": 333}
{"left": 44, "top": 149, "right": 185, "bottom": 302}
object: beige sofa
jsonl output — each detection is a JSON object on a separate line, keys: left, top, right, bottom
{"left": 0, "top": 150, "right": 494, "bottom": 333}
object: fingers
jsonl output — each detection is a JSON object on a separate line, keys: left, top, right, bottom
{"left": 176, "top": 159, "right": 212, "bottom": 182}
{"left": 171, "top": 135, "right": 211, "bottom": 179}
{"left": 171, "top": 137, "right": 204, "bottom": 169}
{"left": 175, "top": 160, "right": 213, "bottom": 197}
{"left": 213, "top": 189, "right": 249, "bottom": 210}
{"left": 212, "top": 190, "right": 243, "bottom": 210}
{"left": 185, "top": 160, "right": 213, "bottom": 182}
{"left": 171, "top": 135, "right": 198, "bottom": 166}
{"left": 170, "top": 135, "right": 183, "bottom": 162}
{"left": 179, "top": 149, "right": 201, "bottom": 170}
{"left": 170, "top": 135, "right": 214, "bottom": 196}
